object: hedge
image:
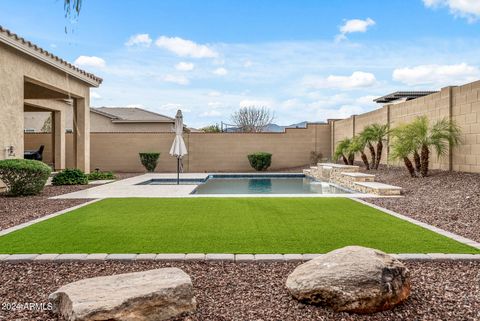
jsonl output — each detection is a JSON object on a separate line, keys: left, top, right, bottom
{"left": 0, "top": 159, "right": 51, "bottom": 196}
{"left": 247, "top": 152, "right": 272, "bottom": 171}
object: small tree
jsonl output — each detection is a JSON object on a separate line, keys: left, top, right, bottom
{"left": 201, "top": 124, "right": 221, "bottom": 133}
{"left": 42, "top": 115, "right": 52, "bottom": 133}
{"left": 231, "top": 106, "right": 274, "bottom": 132}
{"left": 348, "top": 136, "right": 370, "bottom": 170}
{"left": 407, "top": 116, "right": 462, "bottom": 177}
{"left": 139, "top": 152, "right": 160, "bottom": 172}
{"left": 334, "top": 138, "right": 353, "bottom": 165}
{"left": 390, "top": 125, "right": 417, "bottom": 177}
{"left": 359, "top": 127, "right": 377, "bottom": 169}
{"left": 362, "top": 124, "right": 389, "bottom": 169}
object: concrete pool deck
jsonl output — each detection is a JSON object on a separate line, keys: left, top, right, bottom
{"left": 51, "top": 173, "right": 385, "bottom": 199}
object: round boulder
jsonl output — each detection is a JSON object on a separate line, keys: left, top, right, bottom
{"left": 286, "top": 246, "right": 410, "bottom": 313}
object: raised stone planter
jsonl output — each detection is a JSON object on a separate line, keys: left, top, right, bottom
{"left": 49, "top": 267, "right": 196, "bottom": 321}
{"left": 286, "top": 246, "right": 411, "bottom": 314}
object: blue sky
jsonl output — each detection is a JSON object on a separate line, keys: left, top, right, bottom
{"left": 2, "top": 0, "right": 480, "bottom": 127}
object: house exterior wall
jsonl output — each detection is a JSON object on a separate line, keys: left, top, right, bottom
{"left": 24, "top": 123, "right": 331, "bottom": 172}
{"left": 0, "top": 42, "right": 91, "bottom": 163}
{"left": 24, "top": 109, "right": 174, "bottom": 133}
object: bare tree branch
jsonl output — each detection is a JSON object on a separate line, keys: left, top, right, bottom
{"left": 231, "top": 106, "right": 274, "bottom": 132}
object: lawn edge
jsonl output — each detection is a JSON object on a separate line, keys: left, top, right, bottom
{"left": 1, "top": 253, "right": 480, "bottom": 263}
{"left": 352, "top": 198, "right": 480, "bottom": 250}
{"left": 0, "top": 199, "right": 102, "bottom": 237}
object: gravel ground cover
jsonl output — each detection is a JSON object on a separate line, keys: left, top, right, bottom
{"left": 0, "top": 260, "right": 478, "bottom": 321}
{"left": 361, "top": 166, "right": 480, "bottom": 243}
{"left": 0, "top": 173, "right": 139, "bottom": 232}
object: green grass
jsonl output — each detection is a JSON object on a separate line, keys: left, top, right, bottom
{"left": 0, "top": 198, "right": 477, "bottom": 254}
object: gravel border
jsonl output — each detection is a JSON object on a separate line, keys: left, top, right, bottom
{"left": 1, "top": 261, "right": 479, "bottom": 321}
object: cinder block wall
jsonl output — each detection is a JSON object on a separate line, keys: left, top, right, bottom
{"left": 331, "top": 80, "right": 480, "bottom": 173}
{"left": 24, "top": 123, "right": 331, "bottom": 172}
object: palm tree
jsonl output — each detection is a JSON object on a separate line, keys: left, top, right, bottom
{"left": 407, "top": 116, "right": 462, "bottom": 177}
{"left": 334, "top": 138, "right": 352, "bottom": 165}
{"left": 359, "top": 127, "right": 377, "bottom": 169}
{"left": 365, "top": 124, "right": 390, "bottom": 170}
{"left": 348, "top": 136, "right": 370, "bottom": 170}
{"left": 390, "top": 125, "right": 417, "bottom": 177}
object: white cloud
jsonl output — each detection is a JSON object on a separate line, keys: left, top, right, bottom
{"left": 309, "top": 104, "right": 367, "bottom": 121}
{"left": 336, "top": 18, "right": 375, "bottom": 41}
{"left": 303, "top": 71, "right": 377, "bottom": 89}
{"left": 243, "top": 59, "right": 253, "bottom": 67}
{"left": 201, "top": 110, "right": 222, "bottom": 117}
{"left": 155, "top": 36, "right": 218, "bottom": 58}
{"left": 239, "top": 99, "right": 273, "bottom": 107}
{"left": 74, "top": 56, "right": 106, "bottom": 68}
{"left": 392, "top": 63, "right": 480, "bottom": 86}
{"left": 125, "top": 34, "right": 152, "bottom": 47}
{"left": 175, "top": 62, "right": 194, "bottom": 71}
{"left": 213, "top": 67, "right": 228, "bottom": 76}
{"left": 423, "top": 0, "right": 480, "bottom": 22}
{"left": 125, "top": 104, "right": 144, "bottom": 108}
{"left": 90, "top": 91, "right": 102, "bottom": 99}
{"left": 162, "top": 74, "right": 190, "bottom": 85}
{"left": 355, "top": 95, "right": 377, "bottom": 105}
{"left": 208, "top": 91, "right": 222, "bottom": 97}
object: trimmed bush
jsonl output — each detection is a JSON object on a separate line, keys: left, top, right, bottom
{"left": 139, "top": 152, "right": 160, "bottom": 172}
{"left": 52, "top": 168, "right": 88, "bottom": 186}
{"left": 0, "top": 159, "right": 51, "bottom": 196}
{"left": 247, "top": 152, "right": 272, "bottom": 171}
{"left": 87, "top": 170, "right": 116, "bottom": 180}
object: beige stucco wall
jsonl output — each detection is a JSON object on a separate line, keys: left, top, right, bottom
{"left": 24, "top": 123, "right": 331, "bottom": 172}
{"left": 0, "top": 42, "right": 91, "bottom": 163}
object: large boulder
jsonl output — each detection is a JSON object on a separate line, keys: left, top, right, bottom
{"left": 286, "top": 246, "right": 410, "bottom": 313}
{"left": 49, "top": 268, "right": 196, "bottom": 321}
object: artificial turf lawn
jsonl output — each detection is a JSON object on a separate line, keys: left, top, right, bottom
{"left": 0, "top": 198, "right": 478, "bottom": 254}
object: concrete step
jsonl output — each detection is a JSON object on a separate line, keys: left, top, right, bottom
{"left": 354, "top": 182, "right": 402, "bottom": 196}
{"left": 341, "top": 172, "right": 375, "bottom": 182}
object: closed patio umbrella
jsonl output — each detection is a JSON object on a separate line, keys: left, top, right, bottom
{"left": 169, "top": 109, "right": 188, "bottom": 184}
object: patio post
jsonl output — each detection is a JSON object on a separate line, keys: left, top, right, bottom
{"left": 52, "top": 110, "right": 66, "bottom": 170}
{"left": 73, "top": 96, "right": 90, "bottom": 173}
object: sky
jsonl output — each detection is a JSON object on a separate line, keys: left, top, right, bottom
{"left": 2, "top": 0, "right": 480, "bottom": 128}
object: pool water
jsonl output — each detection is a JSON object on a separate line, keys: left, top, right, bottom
{"left": 193, "top": 175, "right": 349, "bottom": 194}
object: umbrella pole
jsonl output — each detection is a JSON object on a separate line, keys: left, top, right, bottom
{"left": 177, "top": 157, "right": 180, "bottom": 185}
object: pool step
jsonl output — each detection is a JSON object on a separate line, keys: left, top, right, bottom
{"left": 340, "top": 172, "right": 375, "bottom": 182}
{"left": 353, "top": 182, "right": 402, "bottom": 196}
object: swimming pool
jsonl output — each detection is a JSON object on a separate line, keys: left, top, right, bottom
{"left": 139, "top": 174, "right": 350, "bottom": 194}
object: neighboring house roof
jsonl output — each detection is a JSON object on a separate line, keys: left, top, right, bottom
{"left": 0, "top": 25, "right": 102, "bottom": 86}
{"left": 91, "top": 107, "right": 175, "bottom": 123}
{"left": 374, "top": 91, "right": 438, "bottom": 104}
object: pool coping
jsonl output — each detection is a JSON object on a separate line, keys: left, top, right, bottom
{"left": 50, "top": 172, "right": 386, "bottom": 199}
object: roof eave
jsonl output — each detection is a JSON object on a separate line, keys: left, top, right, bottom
{"left": 0, "top": 32, "right": 102, "bottom": 87}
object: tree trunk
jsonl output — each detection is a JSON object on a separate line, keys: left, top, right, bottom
{"left": 403, "top": 157, "right": 417, "bottom": 177}
{"left": 360, "top": 152, "right": 370, "bottom": 170}
{"left": 420, "top": 144, "right": 429, "bottom": 177}
{"left": 367, "top": 142, "right": 376, "bottom": 169}
{"left": 375, "top": 140, "right": 383, "bottom": 170}
{"left": 348, "top": 153, "right": 354, "bottom": 165}
{"left": 413, "top": 150, "right": 421, "bottom": 173}
{"left": 341, "top": 154, "right": 349, "bottom": 165}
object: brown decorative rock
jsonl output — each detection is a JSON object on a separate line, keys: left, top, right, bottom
{"left": 49, "top": 268, "right": 196, "bottom": 321}
{"left": 286, "top": 246, "right": 410, "bottom": 313}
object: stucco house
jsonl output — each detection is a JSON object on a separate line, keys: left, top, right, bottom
{"left": 24, "top": 106, "right": 176, "bottom": 133}
{"left": 0, "top": 26, "right": 101, "bottom": 172}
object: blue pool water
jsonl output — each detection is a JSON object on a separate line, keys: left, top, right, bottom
{"left": 193, "top": 175, "right": 349, "bottom": 194}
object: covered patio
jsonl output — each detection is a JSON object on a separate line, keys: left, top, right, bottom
{"left": 0, "top": 26, "right": 102, "bottom": 173}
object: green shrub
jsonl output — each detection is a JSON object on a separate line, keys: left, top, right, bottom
{"left": 52, "top": 168, "right": 88, "bottom": 186}
{"left": 87, "top": 170, "right": 116, "bottom": 180}
{"left": 247, "top": 152, "right": 272, "bottom": 171}
{"left": 139, "top": 152, "right": 160, "bottom": 172}
{"left": 0, "top": 159, "right": 51, "bottom": 196}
